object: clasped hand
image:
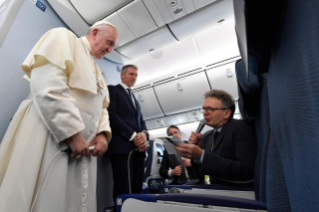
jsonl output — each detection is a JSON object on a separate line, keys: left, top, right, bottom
{"left": 133, "top": 132, "right": 147, "bottom": 152}
{"left": 67, "top": 132, "right": 108, "bottom": 157}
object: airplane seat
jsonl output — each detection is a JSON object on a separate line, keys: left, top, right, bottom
{"left": 116, "top": 193, "right": 267, "bottom": 212}
{"left": 164, "top": 184, "right": 256, "bottom": 200}
{"left": 143, "top": 139, "right": 165, "bottom": 193}
{"left": 235, "top": 59, "right": 271, "bottom": 202}
{"left": 234, "top": 0, "right": 319, "bottom": 211}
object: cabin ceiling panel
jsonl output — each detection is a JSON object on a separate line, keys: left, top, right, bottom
{"left": 142, "top": 0, "right": 166, "bottom": 27}
{"left": 182, "top": 0, "right": 196, "bottom": 14}
{"left": 154, "top": 72, "right": 210, "bottom": 115}
{"left": 133, "top": 38, "right": 201, "bottom": 84}
{"left": 146, "top": 0, "right": 174, "bottom": 24}
{"left": 103, "top": 12, "right": 137, "bottom": 47}
{"left": 145, "top": 120, "right": 158, "bottom": 130}
{"left": 206, "top": 61, "right": 239, "bottom": 100}
{"left": 103, "top": 50, "right": 127, "bottom": 64}
{"left": 69, "top": 0, "right": 133, "bottom": 25}
{"left": 118, "top": 0, "right": 158, "bottom": 37}
{"left": 133, "top": 88, "right": 164, "bottom": 120}
{"left": 169, "top": 0, "right": 234, "bottom": 41}
{"left": 186, "top": 110, "right": 203, "bottom": 122}
{"left": 194, "top": 21, "right": 239, "bottom": 65}
{"left": 48, "top": 0, "right": 90, "bottom": 37}
{"left": 193, "top": 0, "right": 217, "bottom": 10}
{"left": 173, "top": 114, "right": 191, "bottom": 125}
{"left": 116, "top": 26, "right": 178, "bottom": 60}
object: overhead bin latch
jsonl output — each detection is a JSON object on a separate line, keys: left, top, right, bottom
{"left": 176, "top": 83, "right": 183, "bottom": 92}
{"left": 226, "top": 68, "right": 233, "bottom": 78}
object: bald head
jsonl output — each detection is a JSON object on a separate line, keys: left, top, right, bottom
{"left": 86, "top": 22, "right": 119, "bottom": 59}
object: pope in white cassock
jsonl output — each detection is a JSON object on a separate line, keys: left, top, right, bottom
{"left": 0, "top": 21, "right": 118, "bottom": 212}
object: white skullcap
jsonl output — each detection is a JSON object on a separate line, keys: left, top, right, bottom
{"left": 91, "top": 20, "right": 116, "bottom": 29}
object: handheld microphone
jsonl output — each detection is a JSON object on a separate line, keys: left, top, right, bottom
{"left": 61, "top": 144, "right": 96, "bottom": 153}
{"left": 196, "top": 119, "right": 207, "bottom": 133}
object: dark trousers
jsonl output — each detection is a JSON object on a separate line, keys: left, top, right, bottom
{"left": 108, "top": 152, "right": 145, "bottom": 207}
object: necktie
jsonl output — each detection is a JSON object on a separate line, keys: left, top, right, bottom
{"left": 175, "top": 155, "right": 188, "bottom": 183}
{"left": 127, "top": 88, "right": 134, "bottom": 106}
{"left": 211, "top": 130, "right": 219, "bottom": 150}
{"left": 205, "top": 130, "right": 219, "bottom": 184}
{"left": 127, "top": 88, "right": 141, "bottom": 129}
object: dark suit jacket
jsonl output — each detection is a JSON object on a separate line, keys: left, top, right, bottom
{"left": 160, "top": 149, "right": 200, "bottom": 185}
{"left": 193, "top": 119, "right": 257, "bottom": 186}
{"left": 106, "top": 84, "right": 147, "bottom": 155}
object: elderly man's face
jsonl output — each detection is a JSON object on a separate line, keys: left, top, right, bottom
{"left": 202, "top": 97, "right": 230, "bottom": 129}
{"left": 168, "top": 128, "right": 182, "bottom": 140}
{"left": 91, "top": 27, "right": 118, "bottom": 59}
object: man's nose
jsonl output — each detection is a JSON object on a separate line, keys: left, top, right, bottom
{"left": 107, "top": 46, "right": 114, "bottom": 53}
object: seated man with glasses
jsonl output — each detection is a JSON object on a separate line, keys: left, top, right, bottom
{"left": 174, "top": 89, "right": 257, "bottom": 187}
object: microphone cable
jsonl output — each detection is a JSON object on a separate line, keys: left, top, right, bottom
{"left": 127, "top": 142, "right": 150, "bottom": 194}
{"left": 127, "top": 148, "right": 137, "bottom": 194}
{"left": 29, "top": 150, "right": 63, "bottom": 212}
{"left": 29, "top": 145, "right": 95, "bottom": 212}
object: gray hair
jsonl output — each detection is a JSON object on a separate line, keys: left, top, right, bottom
{"left": 204, "top": 89, "right": 235, "bottom": 118}
{"left": 121, "top": 64, "right": 138, "bottom": 74}
{"left": 86, "top": 24, "right": 111, "bottom": 36}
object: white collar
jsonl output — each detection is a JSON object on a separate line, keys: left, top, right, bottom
{"left": 120, "top": 83, "right": 131, "bottom": 91}
{"left": 81, "top": 36, "right": 93, "bottom": 56}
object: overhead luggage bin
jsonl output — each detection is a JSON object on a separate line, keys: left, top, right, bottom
{"left": 69, "top": 0, "right": 132, "bottom": 25}
{"left": 206, "top": 61, "right": 239, "bottom": 100}
{"left": 154, "top": 72, "right": 210, "bottom": 115}
{"left": 116, "top": 26, "right": 178, "bottom": 60}
{"left": 103, "top": 12, "right": 137, "bottom": 47}
{"left": 118, "top": 0, "right": 158, "bottom": 37}
{"left": 47, "top": 0, "right": 91, "bottom": 36}
{"left": 193, "top": 0, "right": 218, "bottom": 10}
{"left": 168, "top": 0, "right": 234, "bottom": 41}
{"left": 173, "top": 114, "right": 191, "bottom": 125}
{"left": 145, "top": 120, "right": 158, "bottom": 130}
{"left": 186, "top": 109, "right": 203, "bottom": 122}
{"left": 133, "top": 88, "right": 164, "bottom": 120}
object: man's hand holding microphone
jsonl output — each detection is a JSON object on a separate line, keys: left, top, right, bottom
{"left": 174, "top": 120, "right": 206, "bottom": 160}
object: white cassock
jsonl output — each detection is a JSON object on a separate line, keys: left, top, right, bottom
{"left": 0, "top": 28, "right": 112, "bottom": 212}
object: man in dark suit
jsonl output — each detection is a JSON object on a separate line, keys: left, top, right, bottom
{"left": 175, "top": 89, "right": 256, "bottom": 186}
{"left": 160, "top": 125, "right": 199, "bottom": 185}
{"left": 106, "top": 64, "right": 148, "bottom": 207}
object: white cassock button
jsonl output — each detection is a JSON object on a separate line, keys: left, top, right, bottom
{"left": 82, "top": 204, "right": 85, "bottom": 207}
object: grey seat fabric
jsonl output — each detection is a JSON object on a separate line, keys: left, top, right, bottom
{"left": 234, "top": 0, "right": 319, "bottom": 211}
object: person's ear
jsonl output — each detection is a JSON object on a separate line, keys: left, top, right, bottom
{"left": 92, "top": 28, "right": 99, "bottom": 40}
{"left": 224, "top": 109, "right": 231, "bottom": 119}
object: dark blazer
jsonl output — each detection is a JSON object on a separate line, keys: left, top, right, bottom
{"left": 193, "top": 119, "right": 257, "bottom": 186}
{"left": 106, "top": 84, "right": 147, "bottom": 155}
{"left": 160, "top": 149, "right": 200, "bottom": 185}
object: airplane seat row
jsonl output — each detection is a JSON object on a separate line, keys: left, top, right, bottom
{"left": 116, "top": 193, "right": 267, "bottom": 212}
{"left": 143, "top": 139, "right": 167, "bottom": 194}
{"left": 235, "top": 59, "right": 270, "bottom": 202}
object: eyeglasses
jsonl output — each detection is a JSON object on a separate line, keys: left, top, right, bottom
{"left": 200, "top": 107, "right": 228, "bottom": 113}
